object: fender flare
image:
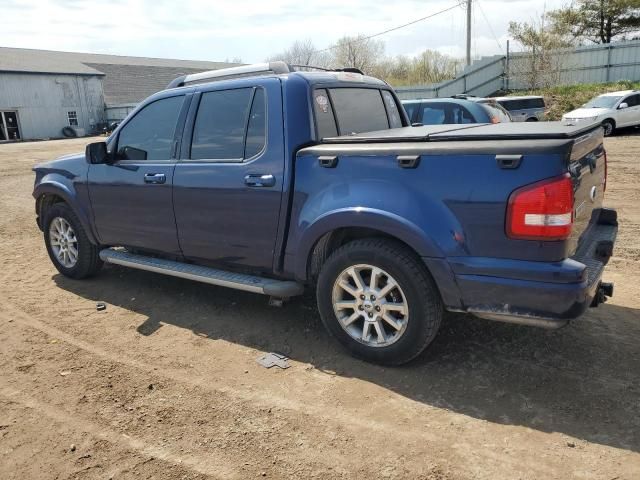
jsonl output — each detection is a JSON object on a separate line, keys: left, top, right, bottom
{"left": 33, "top": 181, "right": 99, "bottom": 245}
{"left": 293, "top": 207, "right": 445, "bottom": 280}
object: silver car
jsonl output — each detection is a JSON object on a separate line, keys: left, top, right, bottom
{"left": 492, "top": 96, "right": 546, "bottom": 122}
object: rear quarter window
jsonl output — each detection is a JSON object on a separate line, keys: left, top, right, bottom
{"left": 381, "top": 90, "right": 403, "bottom": 128}
{"left": 314, "top": 89, "right": 338, "bottom": 139}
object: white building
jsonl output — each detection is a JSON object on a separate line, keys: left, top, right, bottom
{"left": 0, "top": 47, "right": 236, "bottom": 141}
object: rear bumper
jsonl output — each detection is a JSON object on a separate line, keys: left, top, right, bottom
{"left": 443, "top": 208, "right": 618, "bottom": 328}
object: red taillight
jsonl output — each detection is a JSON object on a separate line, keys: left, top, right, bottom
{"left": 507, "top": 174, "right": 574, "bottom": 240}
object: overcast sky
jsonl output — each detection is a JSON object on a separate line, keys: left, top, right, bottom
{"left": 2, "top": 0, "right": 568, "bottom": 62}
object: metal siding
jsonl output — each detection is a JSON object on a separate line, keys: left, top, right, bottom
{"left": 0, "top": 72, "right": 105, "bottom": 139}
{"left": 396, "top": 40, "right": 640, "bottom": 99}
{"left": 105, "top": 104, "right": 137, "bottom": 122}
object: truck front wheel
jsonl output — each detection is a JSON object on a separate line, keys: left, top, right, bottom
{"left": 316, "top": 238, "right": 443, "bottom": 365}
{"left": 43, "top": 203, "right": 103, "bottom": 279}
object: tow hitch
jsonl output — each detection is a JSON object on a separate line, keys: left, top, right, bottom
{"left": 591, "top": 282, "right": 614, "bottom": 307}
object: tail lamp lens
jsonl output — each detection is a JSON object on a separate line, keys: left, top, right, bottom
{"left": 507, "top": 174, "right": 574, "bottom": 240}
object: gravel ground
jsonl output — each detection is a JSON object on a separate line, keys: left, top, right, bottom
{"left": 0, "top": 133, "right": 638, "bottom": 479}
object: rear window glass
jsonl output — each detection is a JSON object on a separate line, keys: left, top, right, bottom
{"left": 421, "top": 105, "right": 447, "bottom": 124}
{"left": 329, "top": 88, "right": 390, "bottom": 135}
{"left": 418, "top": 103, "right": 474, "bottom": 125}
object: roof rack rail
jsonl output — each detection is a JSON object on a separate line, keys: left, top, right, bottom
{"left": 166, "top": 61, "right": 292, "bottom": 89}
{"left": 289, "top": 64, "right": 364, "bottom": 75}
{"left": 166, "top": 62, "right": 366, "bottom": 89}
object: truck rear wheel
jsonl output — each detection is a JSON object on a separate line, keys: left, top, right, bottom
{"left": 43, "top": 203, "right": 103, "bottom": 279}
{"left": 316, "top": 238, "right": 442, "bottom": 365}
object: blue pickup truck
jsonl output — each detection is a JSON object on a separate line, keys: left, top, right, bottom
{"left": 33, "top": 62, "right": 617, "bottom": 365}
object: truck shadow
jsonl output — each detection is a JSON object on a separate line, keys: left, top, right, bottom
{"left": 53, "top": 265, "right": 640, "bottom": 453}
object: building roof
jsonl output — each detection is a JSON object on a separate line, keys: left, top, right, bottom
{"left": 0, "top": 47, "right": 238, "bottom": 104}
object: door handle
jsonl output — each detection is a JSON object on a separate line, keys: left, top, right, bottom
{"left": 244, "top": 174, "right": 275, "bottom": 187}
{"left": 144, "top": 173, "right": 166, "bottom": 184}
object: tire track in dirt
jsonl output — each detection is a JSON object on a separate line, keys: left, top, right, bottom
{"left": 0, "top": 301, "right": 458, "bottom": 479}
{"left": 0, "top": 299, "right": 577, "bottom": 480}
{"left": 0, "top": 385, "right": 230, "bottom": 479}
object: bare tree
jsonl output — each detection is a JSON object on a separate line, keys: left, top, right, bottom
{"left": 266, "top": 39, "right": 330, "bottom": 68}
{"left": 264, "top": 39, "right": 461, "bottom": 87}
{"left": 509, "top": 13, "right": 574, "bottom": 89}
{"left": 331, "top": 35, "right": 385, "bottom": 73}
{"left": 411, "top": 50, "right": 462, "bottom": 84}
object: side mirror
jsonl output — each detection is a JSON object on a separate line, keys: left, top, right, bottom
{"left": 618, "top": 102, "right": 629, "bottom": 109}
{"left": 85, "top": 141, "right": 110, "bottom": 164}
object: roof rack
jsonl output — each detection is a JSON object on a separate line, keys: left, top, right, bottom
{"left": 166, "top": 61, "right": 290, "bottom": 88}
{"left": 166, "top": 62, "right": 365, "bottom": 89}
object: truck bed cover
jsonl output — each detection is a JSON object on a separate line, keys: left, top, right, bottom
{"left": 323, "top": 121, "right": 601, "bottom": 143}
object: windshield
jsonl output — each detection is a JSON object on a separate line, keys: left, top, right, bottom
{"left": 583, "top": 96, "right": 621, "bottom": 109}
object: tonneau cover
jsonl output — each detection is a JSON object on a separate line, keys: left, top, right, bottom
{"left": 323, "top": 121, "right": 602, "bottom": 143}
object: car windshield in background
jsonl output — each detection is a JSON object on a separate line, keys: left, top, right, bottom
{"left": 418, "top": 103, "right": 475, "bottom": 125}
{"left": 583, "top": 96, "right": 622, "bottom": 109}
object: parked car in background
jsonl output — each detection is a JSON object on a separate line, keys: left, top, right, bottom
{"left": 492, "top": 95, "right": 546, "bottom": 122}
{"left": 562, "top": 90, "right": 640, "bottom": 136}
{"left": 402, "top": 97, "right": 511, "bottom": 126}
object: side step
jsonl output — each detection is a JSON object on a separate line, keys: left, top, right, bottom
{"left": 99, "top": 249, "right": 304, "bottom": 297}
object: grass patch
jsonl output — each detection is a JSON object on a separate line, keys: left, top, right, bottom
{"left": 514, "top": 80, "right": 640, "bottom": 120}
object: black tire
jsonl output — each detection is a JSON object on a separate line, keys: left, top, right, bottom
{"left": 43, "top": 203, "right": 103, "bottom": 279}
{"left": 602, "top": 119, "right": 615, "bottom": 137}
{"left": 316, "top": 238, "right": 443, "bottom": 365}
{"left": 525, "top": 117, "right": 538, "bottom": 122}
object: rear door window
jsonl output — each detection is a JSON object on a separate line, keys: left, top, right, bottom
{"left": 191, "top": 88, "right": 253, "bottom": 160}
{"left": 528, "top": 97, "right": 545, "bottom": 108}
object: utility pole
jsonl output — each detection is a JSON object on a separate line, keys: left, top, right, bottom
{"left": 466, "top": 0, "right": 472, "bottom": 66}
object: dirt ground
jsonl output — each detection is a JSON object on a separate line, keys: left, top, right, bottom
{"left": 0, "top": 133, "right": 638, "bottom": 480}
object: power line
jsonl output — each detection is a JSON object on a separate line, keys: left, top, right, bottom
{"left": 315, "top": 2, "right": 466, "bottom": 54}
{"left": 476, "top": 0, "right": 504, "bottom": 53}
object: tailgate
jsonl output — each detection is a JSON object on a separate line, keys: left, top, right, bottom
{"left": 567, "top": 127, "right": 607, "bottom": 255}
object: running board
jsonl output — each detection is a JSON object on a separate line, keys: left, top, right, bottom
{"left": 99, "top": 249, "right": 304, "bottom": 297}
